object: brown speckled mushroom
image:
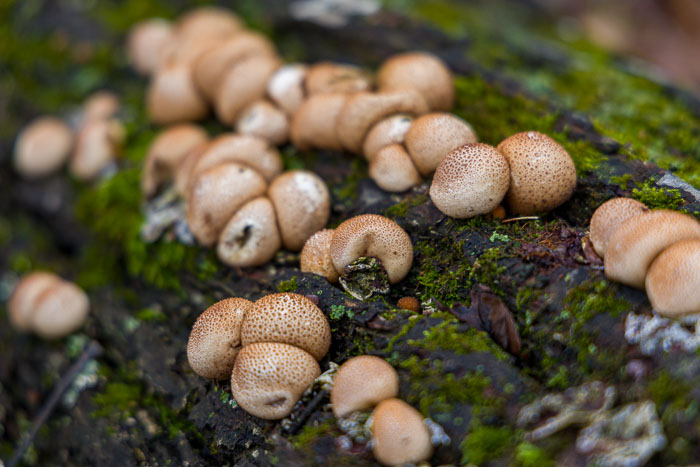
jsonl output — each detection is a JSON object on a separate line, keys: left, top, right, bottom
{"left": 187, "top": 162, "right": 267, "bottom": 246}
{"left": 404, "top": 112, "right": 478, "bottom": 175}
{"left": 370, "top": 398, "right": 433, "bottom": 466}
{"left": 234, "top": 100, "right": 289, "bottom": 146}
{"left": 217, "top": 197, "right": 281, "bottom": 267}
{"left": 645, "top": 239, "right": 700, "bottom": 316}
{"left": 147, "top": 62, "right": 208, "bottom": 124}
{"left": 369, "top": 144, "right": 422, "bottom": 192}
{"left": 267, "top": 64, "right": 307, "bottom": 115}
{"left": 290, "top": 93, "right": 348, "bottom": 151}
{"left": 331, "top": 356, "right": 399, "bottom": 418}
{"left": 231, "top": 342, "right": 320, "bottom": 420}
{"left": 362, "top": 114, "right": 413, "bottom": 162}
{"left": 430, "top": 143, "right": 510, "bottom": 218}
{"left": 30, "top": 280, "right": 90, "bottom": 340}
{"left": 497, "top": 131, "right": 577, "bottom": 215}
{"left": 268, "top": 170, "right": 331, "bottom": 251}
{"left": 305, "top": 62, "right": 372, "bottom": 95}
{"left": 241, "top": 293, "right": 331, "bottom": 361}
{"left": 605, "top": 210, "right": 700, "bottom": 288}
{"left": 14, "top": 117, "right": 74, "bottom": 179}
{"left": 300, "top": 229, "right": 338, "bottom": 283}
{"left": 82, "top": 91, "right": 120, "bottom": 123}
{"left": 377, "top": 52, "right": 454, "bottom": 111}
{"left": 8, "top": 272, "right": 62, "bottom": 332}
{"left": 126, "top": 18, "right": 173, "bottom": 75}
{"left": 187, "top": 297, "right": 252, "bottom": 380}
{"left": 589, "top": 197, "right": 649, "bottom": 258}
{"left": 330, "top": 214, "right": 413, "bottom": 284}
{"left": 70, "top": 118, "right": 125, "bottom": 181}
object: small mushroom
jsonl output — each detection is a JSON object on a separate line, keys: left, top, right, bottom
{"left": 370, "top": 398, "right": 433, "bottom": 466}
{"left": 404, "top": 112, "right": 477, "bottom": 175}
{"left": 268, "top": 171, "right": 331, "bottom": 251}
{"left": 330, "top": 214, "right": 413, "bottom": 284}
{"left": 70, "top": 118, "right": 125, "bottom": 181}
{"left": 377, "top": 52, "right": 454, "bottom": 111}
{"left": 589, "top": 197, "right": 649, "bottom": 258}
{"left": 217, "top": 197, "right": 281, "bottom": 267}
{"left": 81, "top": 91, "right": 121, "bottom": 123}
{"left": 30, "top": 280, "right": 90, "bottom": 340}
{"left": 234, "top": 100, "right": 289, "bottom": 146}
{"left": 147, "top": 62, "right": 208, "bottom": 124}
{"left": 305, "top": 62, "right": 372, "bottom": 95}
{"left": 8, "top": 272, "right": 62, "bottom": 332}
{"left": 174, "top": 7, "right": 243, "bottom": 41}
{"left": 241, "top": 293, "right": 331, "bottom": 360}
{"left": 430, "top": 143, "right": 510, "bottom": 218}
{"left": 362, "top": 114, "right": 413, "bottom": 162}
{"left": 187, "top": 297, "right": 252, "bottom": 380}
{"left": 174, "top": 143, "right": 210, "bottom": 198}
{"left": 605, "top": 210, "right": 700, "bottom": 288}
{"left": 331, "top": 356, "right": 399, "bottom": 418}
{"left": 267, "top": 63, "right": 307, "bottom": 115}
{"left": 369, "top": 144, "right": 422, "bottom": 192}
{"left": 645, "top": 239, "right": 700, "bottom": 316}
{"left": 497, "top": 131, "right": 577, "bottom": 215}
{"left": 231, "top": 342, "right": 320, "bottom": 420}
{"left": 14, "top": 116, "right": 73, "bottom": 179}
{"left": 126, "top": 18, "right": 174, "bottom": 75}
{"left": 187, "top": 162, "right": 267, "bottom": 246}
{"left": 290, "top": 93, "right": 348, "bottom": 151}
{"left": 300, "top": 229, "right": 338, "bottom": 283}
{"left": 159, "top": 32, "right": 226, "bottom": 69}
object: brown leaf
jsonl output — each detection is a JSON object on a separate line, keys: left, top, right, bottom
{"left": 472, "top": 286, "right": 522, "bottom": 356}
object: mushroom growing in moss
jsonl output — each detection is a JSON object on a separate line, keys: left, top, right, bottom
{"left": 645, "top": 239, "right": 700, "bottom": 317}
{"left": 370, "top": 398, "right": 434, "bottom": 466}
{"left": 589, "top": 197, "right": 649, "bottom": 258}
{"left": 331, "top": 356, "right": 399, "bottom": 418}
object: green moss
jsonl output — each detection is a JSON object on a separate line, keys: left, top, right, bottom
{"left": 92, "top": 381, "right": 142, "bottom": 419}
{"left": 328, "top": 304, "right": 354, "bottom": 320}
{"left": 135, "top": 307, "right": 167, "bottom": 323}
{"left": 461, "top": 423, "right": 516, "bottom": 465}
{"left": 384, "top": 193, "right": 428, "bottom": 219}
{"left": 277, "top": 276, "right": 299, "bottom": 293}
{"left": 515, "top": 442, "right": 555, "bottom": 467}
{"left": 631, "top": 179, "right": 684, "bottom": 210}
{"left": 610, "top": 174, "right": 632, "bottom": 191}
{"left": 290, "top": 419, "right": 336, "bottom": 450}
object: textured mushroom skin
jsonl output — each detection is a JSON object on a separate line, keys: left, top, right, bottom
{"left": 369, "top": 144, "right": 422, "bottom": 192}
{"left": 300, "top": 229, "right": 338, "bottom": 283}
{"left": 241, "top": 293, "right": 331, "bottom": 360}
{"left": 231, "top": 342, "right": 320, "bottom": 420}
{"left": 645, "top": 239, "right": 700, "bottom": 316}
{"left": 371, "top": 398, "right": 434, "bottom": 466}
{"left": 8, "top": 272, "right": 62, "bottom": 332}
{"left": 330, "top": 214, "right": 414, "bottom": 284}
{"left": 14, "top": 117, "right": 74, "bottom": 179}
{"left": 217, "top": 197, "right": 281, "bottom": 267}
{"left": 30, "top": 281, "right": 90, "bottom": 339}
{"left": 589, "top": 197, "right": 648, "bottom": 258}
{"left": 187, "top": 298, "right": 252, "bottom": 380}
{"left": 331, "top": 356, "right": 399, "bottom": 418}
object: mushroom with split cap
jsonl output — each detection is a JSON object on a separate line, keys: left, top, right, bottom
{"left": 13, "top": 116, "right": 74, "bottom": 179}
{"left": 290, "top": 93, "right": 348, "bottom": 151}
{"left": 369, "top": 144, "right": 422, "bottom": 192}
{"left": 362, "top": 114, "right": 413, "bottom": 162}
{"left": 589, "top": 197, "right": 649, "bottom": 258}
{"left": 331, "top": 355, "right": 399, "bottom": 418}
{"left": 267, "top": 64, "right": 307, "bottom": 115}
{"left": 147, "top": 61, "right": 209, "bottom": 124}
{"left": 8, "top": 272, "right": 62, "bottom": 332}
{"left": 70, "top": 118, "right": 125, "bottom": 181}
{"left": 645, "top": 239, "right": 700, "bottom": 317}
{"left": 126, "top": 18, "right": 173, "bottom": 75}
{"left": 370, "top": 398, "right": 433, "bottom": 466}
{"left": 300, "top": 229, "right": 338, "bottom": 283}
{"left": 217, "top": 197, "right": 281, "bottom": 267}
{"left": 305, "top": 62, "right": 372, "bottom": 95}
{"left": 234, "top": 100, "right": 289, "bottom": 146}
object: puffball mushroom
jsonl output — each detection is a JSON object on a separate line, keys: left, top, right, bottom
{"left": 330, "top": 214, "right": 413, "bottom": 284}
{"left": 605, "top": 210, "right": 700, "bottom": 288}
{"left": 645, "top": 239, "right": 700, "bottom": 316}
{"left": 430, "top": 143, "right": 510, "bottom": 218}
{"left": 14, "top": 116, "right": 74, "bottom": 179}
{"left": 300, "top": 229, "right": 339, "bottom": 283}
{"left": 290, "top": 93, "right": 348, "bottom": 151}
{"left": 241, "top": 293, "right": 331, "bottom": 361}
{"left": 369, "top": 144, "right": 422, "bottom": 192}
{"left": 147, "top": 62, "right": 208, "bottom": 124}
{"left": 234, "top": 100, "right": 289, "bottom": 146}
{"left": 231, "top": 342, "right": 321, "bottom": 420}
{"left": 82, "top": 91, "right": 120, "bottom": 123}
{"left": 331, "top": 356, "right": 399, "bottom": 418}
{"left": 30, "top": 280, "right": 90, "bottom": 340}
{"left": 8, "top": 272, "right": 62, "bottom": 332}
{"left": 70, "top": 118, "right": 125, "bottom": 181}
{"left": 589, "top": 197, "right": 649, "bottom": 258}
{"left": 377, "top": 51, "right": 454, "bottom": 111}
{"left": 186, "top": 297, "right": 251, "bottom": 380}
{"left": 305, "top": 62, "right": 372, "bottom": 95}
{"left": 370, "top": 398, "right": 434, "bottom": 466}
{"left": 217, "top": 197, "right": 281, "bottom": 267}
{"left": 174, "top": 6, "right": 243, "bottom": 41}
{"left": 268, "top": 170, "right": 331, "bottom": 251}
{"left": 362, "top": 114, "right": 413, "bottom": 162}
{"left": 126, "top": 18, "right": 173, "bottom": 75}
{"left": 267, "top": 64, "right": 307, "bottom": 115}
{"left": 497, "top": 131, "right": 577, "bottom": 215}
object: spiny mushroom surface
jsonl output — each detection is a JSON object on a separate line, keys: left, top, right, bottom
{"left": 370, "top": 398, "right": 434, "bottom": 466}
{"left": 331, "top": 355, "right": 399, "bottom": 418}
{"left": 29, "top": 280, "right": 90, "bottom": 340}
{"left": 645, "top": 239, "right": 700, "bottom": 316}
{"left": 8, "top": 272, "right": 62, "bottom": 332}
{"left": 589, "top": 197, "right": 649, "bottom": 258}
{"left": 217, "top": 197, "right": 281, "bottom": 267}
{"left": 300, "top": 229, "right": 338, "bottom": 283}
{"left": 14, "top": 116, "right": 74, "bottom": 179}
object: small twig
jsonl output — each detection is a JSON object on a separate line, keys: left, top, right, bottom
{"left": 284, "top": 389, "right": 329, "bottom": 435}
{"left": 8, "top": 340, "right": 103, "bottom": 467}
{"left": 501, "top": 216, "right": 540, "bottom": 223}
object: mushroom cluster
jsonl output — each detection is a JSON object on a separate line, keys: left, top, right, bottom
{"left": 589, "top": 197, "right": 700, "bottom": 316}
{"left": 8, "top": 272, "right": 90, "bottom": 339}
{"left": 187, "top": 293, "right": 331, "bottom": 419}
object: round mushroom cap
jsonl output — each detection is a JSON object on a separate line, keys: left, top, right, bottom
{"left": 267, "top": 64, "right": 307, "bottom": 115}
{"left": 369, "top": 144, "right": 422, "bottom": 192}
{"left": 377, "top": 52, "right": 454, "bottom": 111}
{"left": 330, "top": 214, "right": 413, "bottom": 284}
{"left": 14, "top": 116, "right": 73, "bottom": 179}
{"left": 187, "top": 297, "right": 252, "bottom": 380}
{"left": 174, "top": 7, "right": 243, "bottom": 40}
{"left": 160, "top": 32, "right": 226, "bottom": 70}
{"left": 605, "top": 210, "right": 700, "bottom": 289}
{"left": 336, "top": 89, "right": 429, "bottom": 154}
{"left": 217, "top": 197, "right": 281, "bottom": 267}
{"left": 646, "top": 239, "right": 700, "bottom": 317}
{"left": 82, "top": 91, "right": 120, "bottom": 123}
{"left": 405, "top": 112, "right": 478, "bottom": 175}
{"left": 300, "top": 229, "right": 339, "bottom": 283}
{"left": 141, "top": 124, "right": 209, "bottom": 198}
{"left": 430, "top": 143, "right": 510, "bottom": 219}
{"left": 268, "top": 171, "right": 331, "bottom": 251}
{"left": 497, "top": 131, "right": 577, "bottom": 215}
{"left": 30, "top": 280, "right": 90, "bottom": 340}
{"left": 147, "top": 62, "right": 208, "bottom": 125}
{"left": 187, "top": 162, "right": 268, "bottom": 246}
{"left": 370, "top": 398, "right": 433, "bottom": 466}
{"left": 235, "top": 100, "right": 289, "bottom": 146}
{"left": 305, "top": 62, "right": 372, "bottom": 95}
{"left": 241, "top": 293, "right": 331, "bottom": 360}
{"left": 290, "top": 93, "right": 348, "bottom": 151}
{"left": 8, "top": 272, "right": 62, "bottom": 332}
{"left": 589, "top": 197, "right": 649, "bottom": 258}
{"left": 70, "top": 119, "right": 125, "bottom": 181}
{"left": 331, "top": 355, "right": 399, "bottom": 418}
{"left": 362, "top": 114, "right": 413, "bottom": 162}
{"left": 174, "top": 143, "right": 210, "bottom": 198}
{"left": 126, "top": 18, "right": 173, "bottom": 75}
{"left": 231, "top": 342, "right": 321, "bottom": 420}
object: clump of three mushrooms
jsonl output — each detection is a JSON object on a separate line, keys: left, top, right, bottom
{"left": 187, "top": 293, "right": 331, "bottom": 419}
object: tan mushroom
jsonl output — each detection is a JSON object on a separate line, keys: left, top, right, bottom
{"left": 126, "top": 18, "right": 173, "bottom": 75}
{"left": 305, "top": 62, "right": 372, "bottom": 95}
{"left": 267, "top": 64, "right": 307, "bottom": 115}
{"left": 174, "top": 143, "right": 210, "bottom": 198}
{"left": 605, "top": 210, "right": 700, "bottom": 288}
{"left": 589, "top": 197, "right": 649, "bottom": 258}
{"left": 217, "top": 197, "right": 282, "bottom": 267}
{"left": 82, "top": 91, "right": 120, "bottom": 123}
{"left": 369, "top": 144, "right": 422, "bottom": 192}
{"left": 231, "top": 342, "right": 320, "bottom": 420}
{"left": 645, "top": 239, "right": 700, "bottom": 317}
{"left": 370, "top": 398, "right": 433, "bottom": 466}
{"left": 331, "top": 355, "right": 399, "bottom": 418}
{"left": 147, "top": 61, "right": 208, "bottom": 124}
{"left": 430, "top": 143, "right": 510, "bottom": 218}
{"left": 362, "top": 114, "right": 413, "bottom": 162}
{"left": 290, "top": 93, "right": 348, "bottom": 151}
{"left": 497, "top": 131, "right": 577, "bottom": 215}
{"left": 13, "top": 116, "right": 73, "bottom": 179}
{"left": 330, "top": 214, "right": 413, "bottom": 284}
{"left": 30, "top": 280, "right": 90, "bottom": 340}
{"left": 268, "top": 171, "right": 331, "bottom": 251}
{"left": 187, "top": 298, "right": 252, "bottom": 380}
{"left": 174, "top": 7, "right": 243, "bottom": 41}
{"left": 234, "top": 100, "right": 289, "bottom": 146}
{"left": 300, "top": 229, "right": 339, "bottom": 283}
{"left": 8, "top": 272, "right": 62, "bottom": 332}
{"left": 70, "top": 118, "right": 125, "bottom": 181}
